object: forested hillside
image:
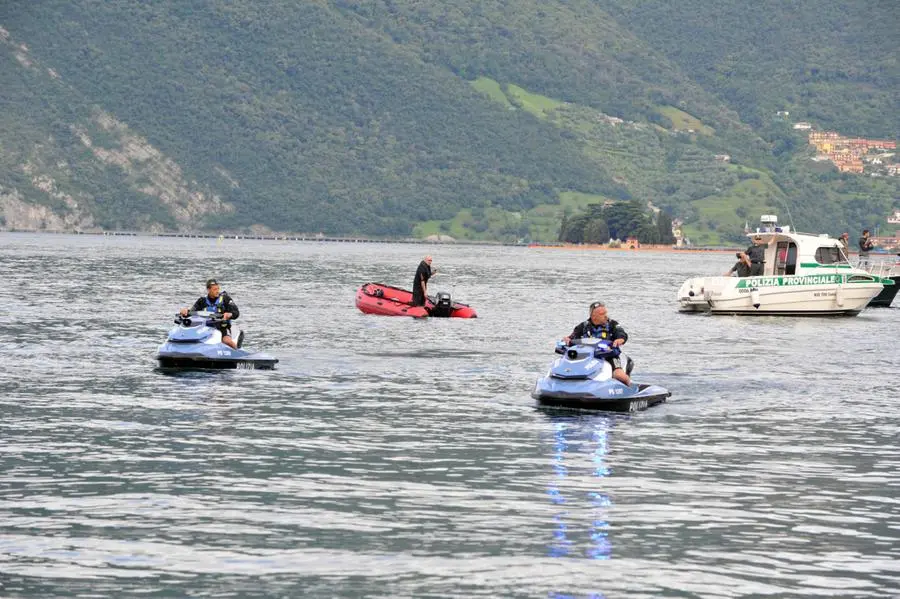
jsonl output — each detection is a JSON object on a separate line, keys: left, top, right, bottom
{"left": 1, "top": 1, "right": 897, "bottom": 242}
{"left": 594, "top": 0, "right": 899, "bottom": 139}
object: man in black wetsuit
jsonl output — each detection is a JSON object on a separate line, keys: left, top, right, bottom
{"left": 562, "top": 301, "right": 631, "bottom": 386}
{"left": 411, "top": 255, "right": 435, "bottom": 307}
{"left": 180, "top": 279, "right": 240, "bottom": 349}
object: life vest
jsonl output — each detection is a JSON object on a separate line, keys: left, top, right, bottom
{"left": 581, "top": 320, "right": 612, "bottom": 340}
{"left": 204, "top": 294, "right": 225, "bottom": 313}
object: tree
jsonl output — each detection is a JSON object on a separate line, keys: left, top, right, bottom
{"left": 560, "top": 213, "right": 590, "bottom": 243}
{"left": 636, "top": 222, "right": 661, "bottom": 244}
{"left": 583, "top": 218, "right": 610, "bottom": 244}
{"left": 656, "top": 211, "right": 676, "bottom": 244}
{"left": 602, "top": 200, "right": 650, "bottom": 240}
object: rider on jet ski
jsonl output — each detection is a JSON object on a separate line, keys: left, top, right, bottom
{"left": 562, "top": 301, "right": 631, "bottom": 386}
{"left": 180, "top": 279, "right": 240, "bottom": 349}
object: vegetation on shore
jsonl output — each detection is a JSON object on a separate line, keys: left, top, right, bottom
{"left": 1, "top": 1, "right": 897, "bottom": 243}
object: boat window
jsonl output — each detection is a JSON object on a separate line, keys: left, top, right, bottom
{"left": 786, "top": 243, "right": 797, "bottom": 275}
{"left": 815, "top": 246, "right": 847, "bottom": 265}
{"left": 775, "top": 242, "right": 798, "bottom": 275}
{"left": 775, "top": 242, "right": 788, "bottom": 275}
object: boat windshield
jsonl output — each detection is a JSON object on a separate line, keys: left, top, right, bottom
{"left": 815, "top": 246, "right": 849, "bottom": 265}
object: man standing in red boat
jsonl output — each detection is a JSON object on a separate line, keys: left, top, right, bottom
{"left": 411, "top": 255, "right": 436, "bottom": 307}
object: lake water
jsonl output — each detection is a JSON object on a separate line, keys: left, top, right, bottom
{"left": 1, "top": 233, "right": 898, "bottom": 598}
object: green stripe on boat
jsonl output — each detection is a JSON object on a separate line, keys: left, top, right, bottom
{"left": 734, "top": 274, "right": 884, "bottom": 288}
{"left": 799, "top": 262, "right": 853, "bottom": 269}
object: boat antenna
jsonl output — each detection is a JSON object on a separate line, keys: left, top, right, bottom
{"left": 775, "top": 195, "right": 796, "bottom": 232}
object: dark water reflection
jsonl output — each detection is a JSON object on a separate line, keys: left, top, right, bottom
{"left": 1, "top": 233, "right": 898, "bottom": 598}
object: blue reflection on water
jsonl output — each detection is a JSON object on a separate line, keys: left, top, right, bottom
{"left": 544, "top": 412, "right": 618, "bottom": 599}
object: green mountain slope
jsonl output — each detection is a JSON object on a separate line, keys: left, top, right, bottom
{"left": 0, "top": 1, "right": 897, "bottom": 240}
{"left": 594, "top": 0, "right": 899, "bottom": 139}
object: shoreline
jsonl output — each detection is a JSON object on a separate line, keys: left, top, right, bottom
{"left": 0, "top": 228, "right": 505, "bottom": 246}
{"left": 527, "top": 243, "right": 740, "bottom": 253}
{"left": 0, "top": 229, "right": 740, "bottom": 252}
{"left": 9, "top": 230, "right": 888, "bottom": 256}
{"left": 1, "top": 229, "right": 728, "bottom": 250}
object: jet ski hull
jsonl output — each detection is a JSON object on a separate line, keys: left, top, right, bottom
{"left": 156, "top": 314, "right": 278, "bottom": 371}
{"left": 532, "top": 379, "right": 670, "bottom": 412}
{"left": 156, "top": 343, "right": 279, "bottom": 370}
{"left": 157, "top": 355, "right": 278, "bottom": 370}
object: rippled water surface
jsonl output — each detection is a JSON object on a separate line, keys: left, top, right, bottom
{"left": 1, "top": 233, "right": 898, "bottom": 598}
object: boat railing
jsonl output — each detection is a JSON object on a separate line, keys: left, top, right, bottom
{"left": 861, "top": 259, "right": 900, "bottom": 278}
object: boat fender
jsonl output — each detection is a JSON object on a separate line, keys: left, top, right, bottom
{"left": 750, "top": 287, "right": 761, "bottom": 309}
{"left": 835, "top": 285, "right": 844, "bottom": 307}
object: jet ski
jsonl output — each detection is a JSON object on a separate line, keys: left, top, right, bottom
{"left": 532, "top": 338, "right": 670, "bottom": 412}
{"left": 156, "top": 311, "right": 278, "bottom": 370}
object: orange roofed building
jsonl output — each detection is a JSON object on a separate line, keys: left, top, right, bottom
{"left": 808, "top": 131, "right": 896, "bottom": 173}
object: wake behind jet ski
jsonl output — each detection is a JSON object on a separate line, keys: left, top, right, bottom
{"left": 532, "top": 338, "right": 670, "bottom": 412}
{"left": 156, "top": 311, "right": 278, "bottom": 370}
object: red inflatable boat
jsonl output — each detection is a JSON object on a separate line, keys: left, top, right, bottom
{"left": 355, "top": 282, "right": 477, "bottom": 318}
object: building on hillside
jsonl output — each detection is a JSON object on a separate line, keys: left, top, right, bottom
{"left": 714, "top": 154, "right": 731, "bottom": 162}
{"left": 670, "top": 217, "right": 683, "bottom": 240}
{"left": 808, "top": 130, "right": 899, "bottom": 174}
{"left": 888, "top": 210, "right": 900, "bottom": 224}
{"left": 793, "top": 122, "right": 812, "bottom": 130}
{"left": 872, "top": 232, "right": 900, "bottom": 252}
{"left": 838, "top": 160, "right": 864, "bottom": 173}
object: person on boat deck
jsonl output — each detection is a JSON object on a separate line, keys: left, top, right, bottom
{"left": 858, "top": 229, "right": 875, "bottom": 267}
{"left": 838, "top": 232, "right": 850, "bottom": 261}
{"left": 745, "top": 234, "right": 775, "bottom": 276}
{"left": 411, "top": 255, "right": 436, "bottom": 307}
{"left": 562, "top": 301, "right": 631, "bottom": 387}
{"left": 724, "top": 251, "right": 752, "bottom": 277}
{"left": 180, "top": 279, "right": 240, "bottom": 349}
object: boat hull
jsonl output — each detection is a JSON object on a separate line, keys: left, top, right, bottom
{"left": 355, "top": 282, "right": 477, "bottom": 318}
{"left": 678, "top": 275, "right": 883, "bottom": 316}
{"left": 868, "top": 276, "right": 898, "bottom": 307}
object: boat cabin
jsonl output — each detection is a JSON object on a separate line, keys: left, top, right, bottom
{"left": 746, "top": 215, "right": 851, "bottom": 278}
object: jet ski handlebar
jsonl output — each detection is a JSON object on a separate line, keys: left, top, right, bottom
{"left": 555, "top": 338, "right": 620, "bottom": 358}
{"left": 174, "top": 313, "right": 229, "bottom": 327}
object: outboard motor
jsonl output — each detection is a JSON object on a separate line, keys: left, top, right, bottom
{"left": 429, "top": 292, "right": 454, "bottom": 317}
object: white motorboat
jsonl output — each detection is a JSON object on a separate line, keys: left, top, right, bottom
{"left": 677, "top": 216, "right": 889, "bottom": 316}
